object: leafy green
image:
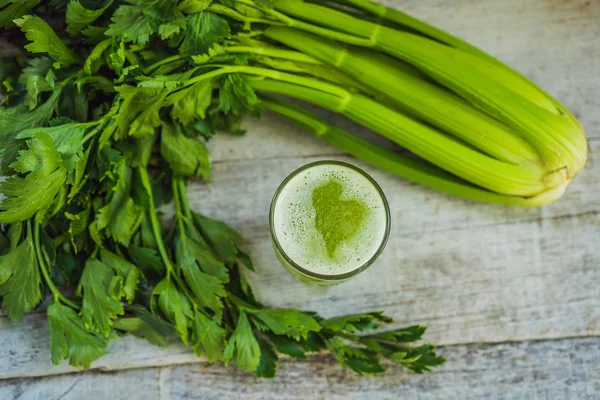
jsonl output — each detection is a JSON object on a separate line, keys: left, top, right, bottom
{"left": 48, "top": 300, "right": 110, "bottom": 368}
{"left": 176, "top": 234, "right": 225, "bottom": 320}
{"left": 151, "top": 278, "right": 193, "bottom": 344}
{"left": 16, "top": 121, "right": 90, "bottom": 172}
{"left": 193, "top": 212, "right": 241, "bottom": 265}
{"left": 100, "top": 249, "right": 140, "bottom": 304}
{"left": 191, "top": 309, "right": 227, "bottom": 361}
{"left": 254, "top": 309, "right": 321, "bottom": 340}
{"left": 372, "top": 325, "right": 427, "bottom": 343}
{"left": 223, "top": 312, "right": 261, "bottom": 372}
{"left": 160, "top": 122, "right": 211, "bottom": 179}
{"left": 15, "top": 16, "right": 82, "bottom": 65}
{"left": 83, "top": 39, "right": 112, "bottom": 75}
{"left": 0, "top": 0, "right": 40, "bottom": 28}
{"left": 179, "top": 0, "right": 212, "bottom": 13}
{"left": 115, "top": 85, "right": 169, "bottom": 139}
{"left": 128, "top": 245, "right": 164, "bottom": 272}
{"left": 77, "top": 259, "right": 125, "bottom": 335}
{"left": 95, "top": 161, "right": 143, "bottom": 246}
{"left": 0, "top": 225, "right": 41, "bottom": 323}
{"left": 66, "top": 0, "right": 114, "bottom": 37}
{"left": 321, "top": 311, "right": 392, "bottom": 333}
{"left": 179, "top": 12, "right": 230, "bottom": 56}
{"left": 268, "top": 335, "right": 307, "bottom": 359}
{"left": 115, "top": 305, "right": 177, "bottom": 347}
{"left": 219, "top": 74, "right": 261, "bottom": 116}
{"left": 168, "top": 80, "right": 213, "bottom": 125}
{"left": 106, "top": 0, "right": 183, "bottom": 45}
{"left": 0, "top": 132, "right": 67, "bottom": 224}
{"left": 255, "top": 336, "right": 278, "bottom": 378}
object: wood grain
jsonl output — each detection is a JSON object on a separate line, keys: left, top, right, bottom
{"left": 0, "top": 0, "right": 599, "bottom": 394}
{"left": 1, "top": 338, "right": 598, "bottom": 400}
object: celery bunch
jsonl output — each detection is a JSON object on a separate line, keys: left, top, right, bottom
{"left": 213, "top": 0, "right": 588, "bottom": 205}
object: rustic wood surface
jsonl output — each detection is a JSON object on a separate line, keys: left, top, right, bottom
{"left": 1, "top": 0, "right": 599, "bottom": 398}
{"left": 1, "top": 338, "right": 599, "bottom": 400}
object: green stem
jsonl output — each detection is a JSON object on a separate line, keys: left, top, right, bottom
{"left": 224, "top": 46, "right": 321, "bottom": 64}
{"left": 177, "top": 179, "right": 193, "bottom": 220}
{"left": 322, "top": 328, "right": 362, "bottom": 343}
{"left": 185, "top": 65, "right": 349, "bottom": 97}
{"left": 144, "top": 54, "right": 187, "bottom": 74}
{"left": 113, "top": 317, "right": 143, "bottom": 331}
{"left": 208, "top": 3, "right": 283, "bottom": 25}
{"left": 32, "top": 221, "right": 79, "bottom": 309}
{"left": 143, "top": 173, "right": 207, "bottom": 313}
{"left": 172, "top": 177, "right": 188, "bottom": 237}
{"left": 137, "top": 167, "right": 176, "bottom": 278}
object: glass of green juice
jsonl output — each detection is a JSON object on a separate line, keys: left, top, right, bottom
{"left": 269, "top": 160, "right": 391, "bottom": 286}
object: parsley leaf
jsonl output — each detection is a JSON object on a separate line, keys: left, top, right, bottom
{"left": 185, "top": 237, "right": 229, "bottom": 282}
{"left": 327, "top": 337, "right": 386, "bottom": 376}
{"left": 160, "top": 122, "right": 211, "bottom": 180}
{"left": 100, "top": 249, "right": 140, "bottom": 304}
{"left": 168, "top": 80, "right": 213, "bottom": 125}
{"left": 179, "top": 0, "right": 213, "bottom": 14}
{"left": 223, "top": 311, "right": 261, "bottom": 372}
{"left": 0, "top": 224, "right": 42, "bottom": 323}
{"left": 321, "top": 311, "right": 392, "bottom": 334}
{"left": 371, "top": 325, "right": 427, "bottom": 343}
{"left": 253, "top": 309, "right": 321, "bottom": 340}
{"left": 179, "top": 12, "right": 230, "bottom": 56}
{"left": 255, "top": 336, "right": 278, "bottom": 378}
{"left": 83, "top": 39, "right": 112, "bottom": 75}
{"left": 47, "top": 300, "right": 111, "bottom": 369}
{"left": 191, "top": 309, "right": 227, "bottom": 361}
{"left": 15, "top": 16, "right": 82, "bottom": 66}
{"left": 151, "top": 278, "right": 193, "bottom": 345}
{"left": 219, "top": 74, "right": 261, "bottom": 116}
{"left": 193, "top": 212, "right": 241, "bottom": 265}
{"left": 77, "top": 259, "right": 125, "bottom": 336}
{"left": 95, "top": 161, "right": 143, "bottom": 246}
{"left": 16, "top": 121, "right": 90, "bottom": 172}
{"left": 107, "top": 0, "right": 183, "bottom": 45}
{"left": 176, "top": 234, "right": 225, "bottom": 321}
{"left": 0, "top": 0, "right": 41, "bottom": 28}
{"left": 115, "top": 85, "right": 168, "bottom": 139}
{"left": 0, "top": 132, "right": 67, "bottom": 224}
{"left": 66, "top": 0, "right": 114, "bottom": 37}
{"left": 390, "top": 344, "right": 446, "bottom": 374}
{"left": 128, "top": 245, "right": 164, "bottom": 273}
{"left": 115, "top": 305, "right": 177, "bottom": 347}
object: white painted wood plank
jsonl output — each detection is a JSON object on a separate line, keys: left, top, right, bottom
{"left": 1, "top": 338, "right": 598, "bottom": 400}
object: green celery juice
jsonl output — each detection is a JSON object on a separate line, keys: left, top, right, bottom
{"left": 270, "top": 161, "right": 390, "bottom": 285}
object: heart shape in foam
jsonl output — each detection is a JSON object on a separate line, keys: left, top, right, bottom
{"left": 312, "top": 180, "right": 367, "bottom": 258}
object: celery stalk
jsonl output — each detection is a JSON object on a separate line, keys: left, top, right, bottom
{"left": 260, "top": 96, "right": 568, "bottom": 207}
{"left": 264, "top": 26, "right": 542, "bottom": 166}
{"left": 248, "top": 77, "right": 549, "bottom": 197}
{"left": 271, "top": 0, "right": 587, "bottom": 179}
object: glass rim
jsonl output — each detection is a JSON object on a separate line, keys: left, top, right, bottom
{"left": 269, "top": 160, "right": 391, "bottom": 282}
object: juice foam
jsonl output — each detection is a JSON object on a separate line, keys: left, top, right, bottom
{"left": 273, "top": 163, "right": 388, "bottom": 276}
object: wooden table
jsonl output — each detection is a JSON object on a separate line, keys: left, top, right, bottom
{"left": 1, "top": 0, "right": 599, "bottom": 398}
